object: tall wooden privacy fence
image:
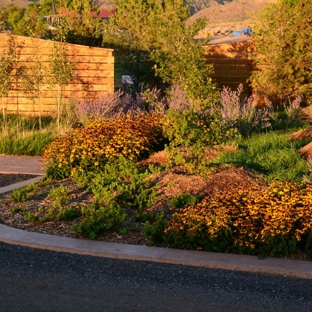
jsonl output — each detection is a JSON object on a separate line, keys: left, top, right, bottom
{"left": 205, "top": 40, "right": 256, "bottom": 99}
{"left": 0, "top": 34, "right": 114, "bottom": 115}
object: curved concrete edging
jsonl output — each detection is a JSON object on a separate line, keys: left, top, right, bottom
{"left": 0, "top": 223, "right": 312, "bottom": 280}
{"left": 0, "top": 176, "right": 43, "bottom": 194}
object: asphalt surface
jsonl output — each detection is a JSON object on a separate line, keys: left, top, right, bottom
{"left": 1, "top": 241, "right": 312, "bottom": 312}
{"left": 0, "top": 155, "right": 312, "bottom": 311}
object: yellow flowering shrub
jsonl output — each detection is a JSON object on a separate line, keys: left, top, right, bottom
{"left": 165, "top": 181, "right": 312, "bottom": 257}
{"left": 43, "top": 112, "right": 163, "bottom": 179}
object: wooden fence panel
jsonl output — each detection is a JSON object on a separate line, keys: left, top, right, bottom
{"left": 0, "top": 34, "right": 114, "bottom": 115}
{"left": 205, "top": 40, "right": 256, "bottom": 99}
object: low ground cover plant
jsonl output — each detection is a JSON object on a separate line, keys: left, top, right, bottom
{"left": 42, "top": 112, "right": 163, "bottom": 179}
{"left": 163, "top": 180, "right": 312, "bottom": 258}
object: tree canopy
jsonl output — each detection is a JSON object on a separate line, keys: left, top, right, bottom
{"left": 103, "top": 0, "right": 214, "bottom": 99}
{"left": 251, "top": 0, "right": 312, "bottom": 102}
{"left": 0, "top": 0, "right": 104, "bottom": 44}
{"left": 1, "top": 3, "right": 50, "bottom": 38}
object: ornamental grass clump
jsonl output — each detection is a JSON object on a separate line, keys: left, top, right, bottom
{"left": 42, "top": 112, "right": 163, "bottom": 179}
{"left": 165, "top": 180, "right": 312, "bottom": 258}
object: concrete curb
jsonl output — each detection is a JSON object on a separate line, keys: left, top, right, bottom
{"left": 0, "top": 223, "right": 312, "bottom": 279}
{"left": 0, "top": 176, "right": 43, "bottom": 194}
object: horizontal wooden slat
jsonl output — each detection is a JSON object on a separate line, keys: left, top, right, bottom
{"left": 206, "top": 58, "right": 253, "bottom": 65}
{"left": 74, "top": 63, "right": 114, "bottom": 70}
{"left": 15, "top": 54, "right": 114, "bottom": 64}
{"left": 71, "top": 69, "right": 114, "bottom": 78}
{"left": 0, "top": 34, "right": 115, "bottom": 114}
{"left": 204, "top": 41, "right": 255, "bottom": 95}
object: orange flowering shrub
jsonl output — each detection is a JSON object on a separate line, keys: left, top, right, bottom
{"left": 165, "top": 181, "right": 312, "bottom": 257}
{"left": 43, "top": 113, "right": 163, "bottom": 179}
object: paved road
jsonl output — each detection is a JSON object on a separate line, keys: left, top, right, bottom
{"left": 1, "top": 242, "right": 312, "bottom": 312}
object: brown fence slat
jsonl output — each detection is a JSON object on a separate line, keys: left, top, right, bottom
{"left": 0, "top": 34, "right": 114, "bottom": 115}
{"left": 205, "top": 41, "right": 255, "bottom": 96}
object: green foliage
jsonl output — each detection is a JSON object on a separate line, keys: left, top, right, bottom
{"left": 0, "top": 114, "right": 56, "bottom": 156}
{"left": 42, "top": 113, "right": 163, "bottom": 179}
{"left": 54, "top": 206, "right": 82, "bottom": 221}
{"left": 216, "top": 131, "right": 310, "bottom": 182}
{"left": 165, "top": 181, "right": 312, "bottom": 257}
{"left": 251, "top": 0, "right": 312, "bottom": 102}
{"left": 143, "top": 212, "right": 166, "bottom": 245}
{"left": 70, "top": 202, "right": 126, "bottom": 240}
{"left": 162, "top": 87, "right": 234, "bottom": 172}
{"left": 104, "top": 0, "right": 214, "bottom": 97}
{"left": 56, "top": 0, "right": 104, "bottom": 46}
{"left": 3, "top": 3, "right": 51, "bottom": 38}
{"left": 10, "top": 182, "right": 38, "bottom": 203}
{"left": 47, "top": 185, "right": 70, "bottom": 208}
{"left": 278, "top": 0, "right": 301, "bottom": 6}
{"left": 268, "top": 97, "right": 308, "bottom": 131}
{"left": 87, "top": 157, "right": 159, "bottom": 218}
{"left": 10, "top": 207, "right": 25, "bottom": 213}
{"left": 167, "top": 192, "right": 201, "bottom": 209}
{"left": 24, "top": 211, "right": 40, "bottom": 224}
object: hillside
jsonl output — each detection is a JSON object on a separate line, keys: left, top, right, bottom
{"left": 186, "top": 0, "right": 277, "bottom": 37}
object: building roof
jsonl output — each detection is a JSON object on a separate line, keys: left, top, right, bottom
{"left": 93, "top": 9, "right": 116, "bottom": 19}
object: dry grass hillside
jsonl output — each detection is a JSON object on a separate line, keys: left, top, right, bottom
{"left": 187, "top": 0, "right": 277, "bottom": 36}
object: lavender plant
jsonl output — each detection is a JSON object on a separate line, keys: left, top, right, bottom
{"left": 220, "top": 84, "right": 273, "bottom": 137}
{"left": 74, "top": 89, "right": 146, "bottom": 124}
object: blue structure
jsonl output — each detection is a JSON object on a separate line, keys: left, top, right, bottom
{"left": 229, "top": 28, "right": 252, "bottom": 37}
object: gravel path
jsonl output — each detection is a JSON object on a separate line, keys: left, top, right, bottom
{"left": 0, "top": 242, "right": 312, "bottom": 312}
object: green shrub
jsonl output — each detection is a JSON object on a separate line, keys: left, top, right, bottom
{"left": 143, "top": 212, "right": 166, "bottom": 245}
{"left": 165, "top": 180, "right": 312, "bottom": 257}
{"left": 70, "top": 202, "right": 126, "bottom": 240}
{"left": 47, "top": 185, "right": 70, "bottom": 208}
{"left": 43, "top": 112, "right": 163, "bottom": 179}
{"left": 162, "top": 91, "right": 235, "bottom": 172}
{"left": 167, "top": 192, "right": 201, "bottom": 209}
{"left": 10, "top": 182, "right": 38, "bottom": 202}
{"left": 88, "top": 157, "right": 159, "bottom": 218}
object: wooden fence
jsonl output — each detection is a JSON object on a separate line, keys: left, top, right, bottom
{"left": 205, "top": 40, "right": 256, "bottom": 99}
{"left": 0, "top": 34, "right": 114, "bottom": 115}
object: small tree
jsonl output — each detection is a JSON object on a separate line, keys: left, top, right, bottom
{"left": 103, "top": 0, "right": 215, "bottom": 99}
{"left": 250, "top": 0, "right": 312, "bottom": 103}
{"left": 23, "top": 38, "right": 50, "bottom": 128}
{"left": 0, "top": 35, "right": 21, "bottom": 119}
{"left": 48, "top": 36, "right": 75, "bottom": 133}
